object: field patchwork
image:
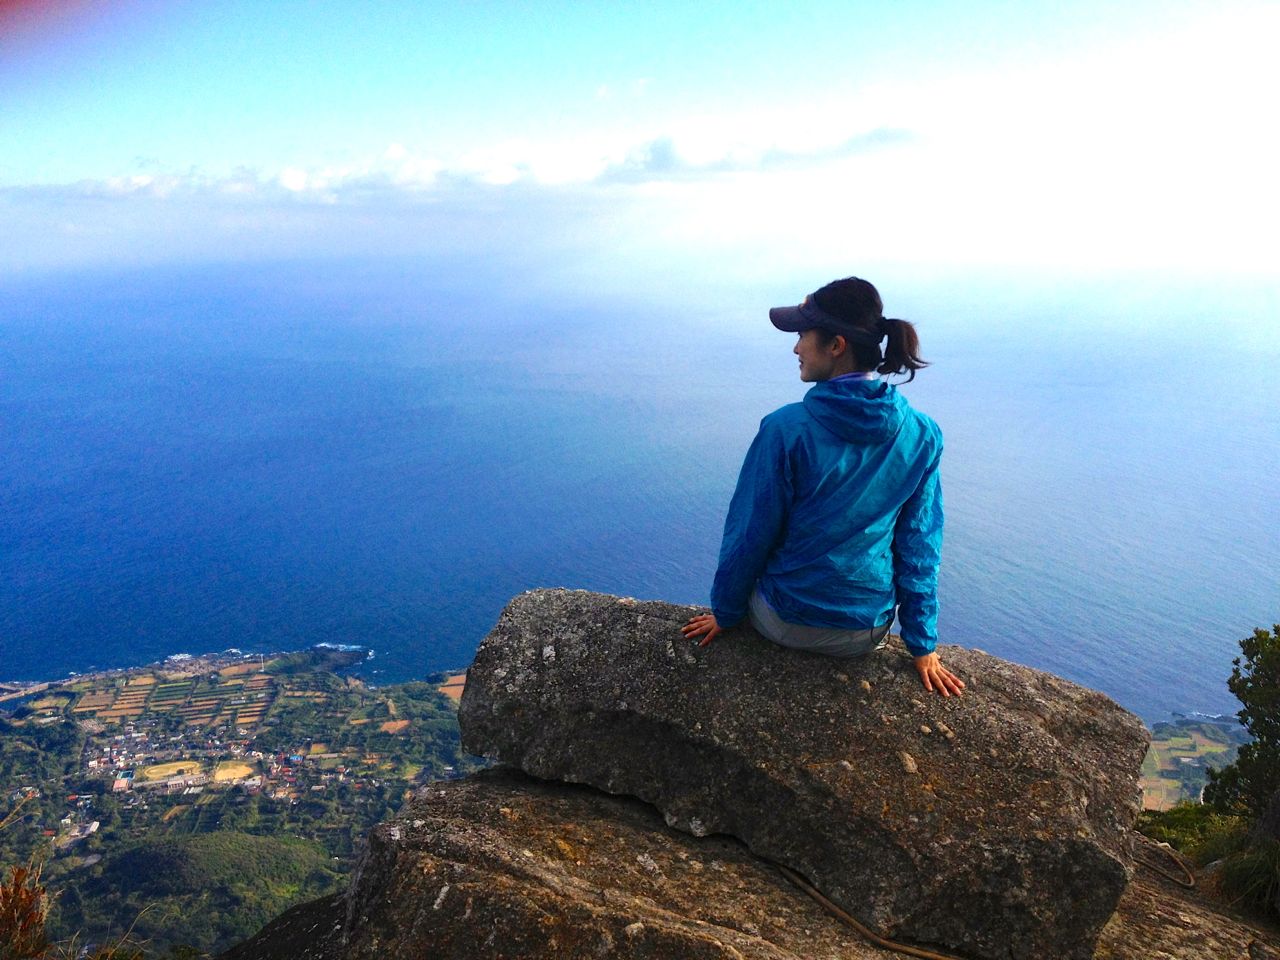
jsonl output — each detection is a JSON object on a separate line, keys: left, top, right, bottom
{"left": 1139, "top": 719, "right": 1246, "bottom": 810}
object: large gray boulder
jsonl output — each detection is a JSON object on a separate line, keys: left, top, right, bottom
{"left": 459, "top": 589, "right": 1150, "bottom": 960}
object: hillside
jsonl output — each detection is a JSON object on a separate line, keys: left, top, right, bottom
{"left": 55, "top": 832, "right": 340, "bottom": 954}
{"left": 0, "top": 647, "right": 481, "bottom": 954}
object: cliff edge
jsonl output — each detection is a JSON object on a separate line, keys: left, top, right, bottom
{"left": 223, "top": 590, "right": 1280, "bottom": 960}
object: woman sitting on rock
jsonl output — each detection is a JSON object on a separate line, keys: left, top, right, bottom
{"left": 682, "top": 276, "right": 964, "bottom": 697}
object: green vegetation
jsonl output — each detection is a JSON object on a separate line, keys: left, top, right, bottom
{"left": 0, "top": 650, "right": 480, "bottom": 956}
{"left": 1205, "top": 625, "right": 1280, "bottom": 817}
{"left": 0, "top": 800, "right": 148, "bottom": 960}
{"left": 1137, "top": 803, "right": 1248, "bottom": 865}
{"left": 0, "top": 719, "right": 87, "bottom": 868}
{"left": 1138, "top": 800, "right": 1280, "bottom": 917}
{"left": 1138, "top": 622, "right": 1280, "bottom": 922}
{"left": 259, "top": 678, "right": 467, "bottom": 777}
{"left": 264, "top": 648, "right": 366, "bottom": 676}
{"left": 54, "top": 833, "right": 341, "bottom": 956}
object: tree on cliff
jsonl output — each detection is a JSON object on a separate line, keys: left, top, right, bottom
{"left": 1205, "top": 624, "right": 1280, "bottom": 818}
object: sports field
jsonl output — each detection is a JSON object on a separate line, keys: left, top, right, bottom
{"left": 139, "top": 761, "right": 203, "bottom": 781}
{"left": 213, "top": 761, "right": 256, "bottom": 781}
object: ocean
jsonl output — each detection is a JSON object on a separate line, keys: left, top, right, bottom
{"left": 1, "top": 259, "right": 1276, "bottom": 722}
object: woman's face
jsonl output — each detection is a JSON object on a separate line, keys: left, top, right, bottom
{"left": 794, "top": 329, "right": 837, "bottom": 382}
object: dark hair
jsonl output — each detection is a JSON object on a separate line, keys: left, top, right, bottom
{"left": 810, "top": 276, "right": 929, "bottom": 382}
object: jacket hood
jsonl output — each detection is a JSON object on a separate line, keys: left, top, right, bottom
{"left": 802, "top": 377, "right": 906, "bottom": 443}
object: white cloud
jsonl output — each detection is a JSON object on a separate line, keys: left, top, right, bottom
{"left": 278, "top": 167, "right": 310, "bottom": 192}
{"left": 9, "top": 121, "right": 905, "bottom": 202}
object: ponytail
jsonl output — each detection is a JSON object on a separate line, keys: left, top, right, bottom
{"left": 811, "top": 277, "right": 930, "bottom": 382}
{"left": 878, "top": 317, "right": 929, "bottom": 382}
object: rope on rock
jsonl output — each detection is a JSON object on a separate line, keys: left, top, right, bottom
{"left": 1133, "top": 833, "right": 1197, "bottom": 890}
{"left": 773, "top": 861, "right": 967, "bottom": 960}
{"left": 774, "top": 834, "right": 1196, "bottom": 959}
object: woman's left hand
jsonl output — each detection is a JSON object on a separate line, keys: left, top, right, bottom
{"left": 681, "top": 613, "right": 723, "bottom": 647}
{"left": 913, "top": 652, "right": 965, "bottom": 697}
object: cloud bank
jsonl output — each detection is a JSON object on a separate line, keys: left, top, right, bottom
{"left": 3, "top": 5, "right": 1277, "bottom": 283}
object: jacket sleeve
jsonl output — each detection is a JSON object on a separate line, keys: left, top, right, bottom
{"left": 710, "top": 417, "right": 793, "bottom": 628}
{"left": 892, "top": 446, "right": 944, "bottom": 657}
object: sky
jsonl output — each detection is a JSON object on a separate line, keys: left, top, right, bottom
{"left": 1, "top": 0, "right": 1278, "bottom": 286}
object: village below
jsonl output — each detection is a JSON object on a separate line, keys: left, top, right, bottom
{"left": 0, "top": 648, "right": 479, "bottom": 954}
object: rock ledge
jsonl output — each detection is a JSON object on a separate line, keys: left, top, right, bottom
{"left": 460, "top": 589, "right": 1149, "bottom": 960}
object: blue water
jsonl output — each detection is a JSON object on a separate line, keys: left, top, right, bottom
{"left": 1, "top": 260, "right": 1277, "bottom": 722}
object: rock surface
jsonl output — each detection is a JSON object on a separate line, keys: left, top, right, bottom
{"left": 220, "top": 770, "right": 1280, "bottom": 960}
{"left": 459, "top": 589, "right": 1151, "bottom": 960}
{"left": 221, "top": 768, "right": 897, "bottom": 959}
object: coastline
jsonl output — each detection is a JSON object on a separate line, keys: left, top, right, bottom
{"left": 1, "top": 649, "right": 280, "bottom": 701}
{"left": 0, "top": 647, "right": 473, "bottom": 712}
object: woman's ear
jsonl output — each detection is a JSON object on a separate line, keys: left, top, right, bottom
{"left": 830, "top": 334, "right": 848, "bottom": 357}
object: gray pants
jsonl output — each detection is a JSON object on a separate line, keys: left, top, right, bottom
{"left": 748, "top": 588, "right": 890, "bottom": 659}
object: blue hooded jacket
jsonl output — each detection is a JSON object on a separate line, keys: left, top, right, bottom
{"left": 710, "top": 377, "right": 943, "bottom": 657}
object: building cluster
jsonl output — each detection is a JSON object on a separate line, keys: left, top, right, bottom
{"left": 77, "top": 714, "right": 393, "bottom": 810}
{"left": 3, "top": 649, "right": 460, "bottom": 857}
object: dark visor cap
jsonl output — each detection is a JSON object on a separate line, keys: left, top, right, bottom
{"left": 769, "top": 296, "right": 885, "bottom": 345}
